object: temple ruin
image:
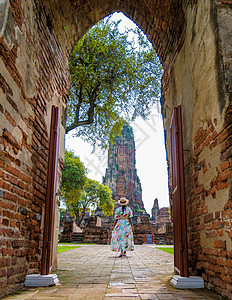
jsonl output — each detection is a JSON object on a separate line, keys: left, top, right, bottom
{"left": 103, "top": 124, "right": 146, "bottom": 225}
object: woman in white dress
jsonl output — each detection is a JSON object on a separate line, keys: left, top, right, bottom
{"left": 111, "top": 197, "right": 134, "bottom": 257}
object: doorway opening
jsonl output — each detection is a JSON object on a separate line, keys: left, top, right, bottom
{"left": 61, "top": 12, "right": 172, "bottom": 253}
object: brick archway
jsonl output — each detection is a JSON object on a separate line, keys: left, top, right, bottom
{"left": 0, "top": 0, "right": 231, "bottom": 298}
{"left": 43, "top": 0, "right": 186, "bottom": 64}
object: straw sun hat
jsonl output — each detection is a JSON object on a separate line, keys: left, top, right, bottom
{"left": 118, "top": 197, "right": 129, "bottom": 206}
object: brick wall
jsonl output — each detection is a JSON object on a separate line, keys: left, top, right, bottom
{"left": 0, "top": 0, "right": 68, "bottom": 297}
{"left": 187, "top": 106, "right": 232, "bottom": 299}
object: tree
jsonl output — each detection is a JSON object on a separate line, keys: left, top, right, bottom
{"left": 59, "top": 207, "right": 66, "bottom": 222}
{"left": 61, "top": 149, "right": 87, "bottom": 201}
{"left": 66, "top": 15, "right": 162, "bottom": 149}
{"left": 61, "top": 150, "right": 114, "bottom": 226}
{"left": 69, "top": 179, "right": 114, "bottom": 226}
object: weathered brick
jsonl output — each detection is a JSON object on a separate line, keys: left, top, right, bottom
{"left": 221, "top": 139, "right": 232, "bottom": 155}
{"left": 202, "top": 248, "right": 219, "bottom": 256}
{"left": 12, "top": 240, "right": 24, "bottom": 248}
{"left": 0, "top": 73, "right": 13, "bottom": 95}
{"left": 4, "top": 191, "right": 18, "bottom": 203}
{"left": 6, "top": 165, "right": 20, "bottom": 177}
{"left": 217, "top": 181, "right": 229, "bottom": 191}
{"left": 2, "top": 129, "right": 21, "bottom": 150}
{"left": 227, "top": 230, "right": 232, "bottom": 238}
{"left": 195, "top": 184, "right": 204, "bottom": 195}
{"left": 225, "top": 260, "right": 232, "bottom": 267}
{"left": 9, "top": 220, "right": 17, "bottom": 227}
{"left": 209, "top": 140, "right": 218, "bottom": 150}
{"left": 3, "top": 202, "right": 16, "bottom": 211}
{"left": 0, "top": 269, "right": 7, "bottom": 278}
{"left": 201, "top": 205, "right": 207, "bottom": 214}
{"left": 2, "top": 151, "right": 20, "bottom": 166}
{"left": 0, "top": 159, "right": 4, "bottom": 168}
{"left": 3, "top": 181, "right": 11, "bottom": 191}
{"left": 2, "top": 218, "right": 9, "bottom": 226}
{"left": 220, "top": 169, "right": 232, "bottom": 181}
{"left": 214, "top": 240, "right": 226, "bottom": 249}
{"left": 20, "top": 173, "right": 32, "bottom": 184}
{"left": 204, "top": 213, "right": 214, "bottom": 223}
{"left": 220, "top": 147, "right": 232, "bottom": 161}
{"left": 202, "top": 165, "right": 208, "bottom": 173}
{"left": 3, "top": 172, "right": 18, "bottom": 185}
{"left": 219, "top": 124, "right": 232, "bottom": 143}
{"left": 220, "top": 159, "right": 232, "bottom": 171}
{"left": 206, "top": 230, "right": 217, "bottom": 238}
{"left": 22, "top": 139, "right": 32, "bottom": 152}
{"left": 11, "top": 186, "right": 19, "bottom": 195}
{"left": 18, "top": 180, "right": 28, "bottom": 190}
{"left": 5, "top": 111, "right": 16, "bottom": 127}
{"left": 6, "top": 94, "right": 18, "bottom": 112}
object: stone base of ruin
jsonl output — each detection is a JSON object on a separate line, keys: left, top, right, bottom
{"left": 24, "top": 274, "right": 59, "bottom": 287}
{"left": 83, "top": 216, "right": 109, "bottom": 244}
{"left": 170, "top": 275, "right": 204, "bottom": 289}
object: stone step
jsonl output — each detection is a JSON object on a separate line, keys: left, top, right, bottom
{"left": 72, "top": 233, "right": 84, "bottom": 242}
{"left": 72, "top": 233, "right": 84, "bottom": 236}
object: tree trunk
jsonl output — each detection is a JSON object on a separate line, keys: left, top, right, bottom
{"left": 74, "top": 208, "right": 80, "bottom": 226}
{"left": 78, "top": 208, "right": 86, "bottom": 227}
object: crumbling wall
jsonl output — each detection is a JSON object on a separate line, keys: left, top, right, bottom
{"left": 162, "top": 1, "right": 232, "bottom": 298}
{"left": 0, "top": 0, "right": 68, "bottom": 297}
{"left": 83, "top": 217, "right": 109, "bottom": 245}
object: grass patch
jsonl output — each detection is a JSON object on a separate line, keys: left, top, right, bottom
{"left": 58, "top": 245, "right": 81, "bottom": 253}
{"left": 58, "top": 242, "right": 96, "bottom": 245}
{"left": 156, "top": 247, "right": 174, "bottom": 255}
{"left": 155, "top": 244, "right": 173, "bottom": 246}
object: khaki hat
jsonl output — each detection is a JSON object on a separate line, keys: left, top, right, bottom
{"left": 118, "top": 197, "right": 129, "bottom": 206}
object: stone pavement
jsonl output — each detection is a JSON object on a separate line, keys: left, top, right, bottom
{"left": 4, "top": 245, "right": 222, "bottom": 300}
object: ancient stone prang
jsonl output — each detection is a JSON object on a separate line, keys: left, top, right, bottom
{"left": 151, "top": 198, "right": 159, "bottom": 221}
{"left": 103, "top": 124, "right": 145, "bottom": 216}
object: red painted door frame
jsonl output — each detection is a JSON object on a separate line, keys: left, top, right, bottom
{"left": 170, "top": 105, "right": 189, "bottom": 277}
{"left": 41, "top": 106, "right": 60, "bottom": 275}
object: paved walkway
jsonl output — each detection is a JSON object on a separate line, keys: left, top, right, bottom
{"left": 4, "top": 245, "right": 222, "bottom": 300}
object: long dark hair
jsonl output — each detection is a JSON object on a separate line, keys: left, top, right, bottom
{"left": 122, "top": 205, "right": 127, "bottom": 213}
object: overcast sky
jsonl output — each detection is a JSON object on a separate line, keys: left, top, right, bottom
{"left": 65, "top": 12, "right": 170, "bottom": 215}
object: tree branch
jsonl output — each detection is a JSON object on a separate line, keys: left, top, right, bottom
{"left": 74, "top": 85, "right": 83, "bottom": 122}
{"left": 65, "top": 81, "right": 101, "bottom": 134}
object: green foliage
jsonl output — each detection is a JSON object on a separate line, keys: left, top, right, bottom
{"left": 61, "top": 149, "right": 87, "bottom": 204}
{"left": 84, "top": 179, "right": 114, "bottom": 216}
{"left": 59, "top": 208, "right": 66, "bottom": 220}
{"left": 61, "top": 150, "right": 114, "bottom": 226}
{"left": 66, "top": 15, "right": 162, "bottom": 149}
